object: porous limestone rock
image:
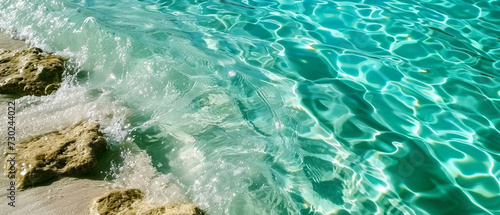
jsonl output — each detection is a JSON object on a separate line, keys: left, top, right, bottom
{"left": 0, "top": 47, "right": 64, "bottom": 96}
{"left": 4, "top": 122, "right": 107, "bottom": 189}
{"left": 90, "top": 189, "right": 204, "bottom": 215}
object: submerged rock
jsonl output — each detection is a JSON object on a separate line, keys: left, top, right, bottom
{"left": 0, "top": 47, "right": 64, "bottom": 96}
{"left": 90, "top": 189, "right": 204, "bottom": 215}
{"left": 4, "top": 122, "right": 107, "bottom": 189}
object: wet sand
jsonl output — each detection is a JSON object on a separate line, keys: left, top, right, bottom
{"left": 0, "top": 32, "right": 26, "bottom": 50}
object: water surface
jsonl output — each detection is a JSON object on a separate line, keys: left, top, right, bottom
{"left": 1, "top": 0, "right": 500, "bottom": 214}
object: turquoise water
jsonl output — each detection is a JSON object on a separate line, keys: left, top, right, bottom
{"left": 1, "top": 0, "right": 500, "bottom": 214}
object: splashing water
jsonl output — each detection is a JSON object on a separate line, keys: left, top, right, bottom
{"left": 1, "top": 0, "right": 500, "bottom": 214}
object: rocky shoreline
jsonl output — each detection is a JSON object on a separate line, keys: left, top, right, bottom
{"left": 1, "top": 34, "right": 204, "bottom": 215}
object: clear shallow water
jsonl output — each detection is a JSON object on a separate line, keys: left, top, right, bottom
{"left": 1, "top": 0, "right": 500, "bottom": 214}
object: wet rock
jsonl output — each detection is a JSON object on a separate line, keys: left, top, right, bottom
{"left": 90, "top": 189, "right": 204, "bottom": 215}
{"left": 0, "top": 47, "right": 64, "bottom": 96}
{"left": 4, "top": 122, "right": 107, "bottom": 189}
{"left": 90, "top": 189, "right": 144, "bottom": 214}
